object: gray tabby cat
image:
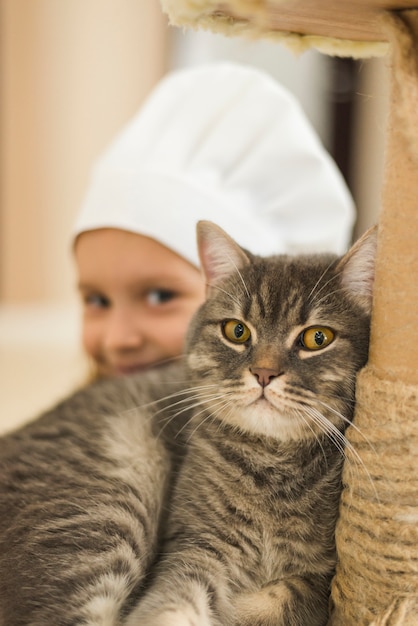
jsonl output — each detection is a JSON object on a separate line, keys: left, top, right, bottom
{"left": 0, "top": 221, "right": 376, "bottom": 626}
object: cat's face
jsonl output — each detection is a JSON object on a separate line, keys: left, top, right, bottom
{"left": 185, "top": 221, "right": 376, "bottom": 442}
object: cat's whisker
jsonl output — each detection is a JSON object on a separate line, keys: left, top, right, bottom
{"left": 156, "top": 405, "right": 207, "bottom": 441}
{"left": 316, "top": 402, "right": 381, "bottom": 502}
{"left": 159, "top": 393, "right": 222, "bottom": 420}
{"left": 295, "top": 408, "right": 329, "bottom": 467}
{"left": 127, "top": 385, "right": 220, "bottom": 414}
{"left": 158, "top": 387, "right": 220, "bottom": 408}
{"left": 303, "top": 406, "right": 347, "bottom": 459}
{"left": 277, "top": 386, "right": 370, "bottom": 469}
{"left": 119, "top": 387, "right": 222, "bottom": 428}
{"left": 224, "top": 251, "right": 250, "bottom": 300}
{"left": 160, "top": 389, "right": 233, "bottom": 429}
{"left": 307, "top": 258, "right": 339, "bottom": 305}
{"left": 184, "top": 397, "right": 235, "bottom": 442}
{"left": 151, "top": 354, "right": 187, "bottom": 367}
{"left": 204, "top": 282, "right": 242, "bottom": 308}
{"left": 316, "top": 398, "right": 378, "bottom": 458}
{"left": 156, "top": 393, "right": 230, "bottom": 437}
{"left": 311, "top": 286, "right": 349, "bottom": 308}
{"left": 306, "top": 406, "right": 379, "bottom": 501}
{"left": 305, "top": 409, "right": 368, "bottom": 494}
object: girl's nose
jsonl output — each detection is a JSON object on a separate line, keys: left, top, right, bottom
{"left": 104, "top": 307, "right": 144, "bottom": 352}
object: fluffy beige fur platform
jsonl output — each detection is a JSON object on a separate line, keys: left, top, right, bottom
{"left": 161, "top": 0, "right": 389, "bottom": 57}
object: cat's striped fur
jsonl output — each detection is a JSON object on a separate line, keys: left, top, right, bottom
{"left": 0, "top": 366, "right": 190, "bottom": 625}
{"left": 0, "top": 221, "right": 376, "bottom": 625}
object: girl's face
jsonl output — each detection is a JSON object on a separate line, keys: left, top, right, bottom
{"left": 75, "top": 228, "right": 206, "bottom": 378}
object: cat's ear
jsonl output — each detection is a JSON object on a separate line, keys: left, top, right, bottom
{"left": 196, "top": 221, "right": 250, "bottom": 291}
{"left": 337, "top": 225, "right": 377, "bottom": 313}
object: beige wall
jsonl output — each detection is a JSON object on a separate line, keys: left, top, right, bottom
{"left": 0, "top": 0, "right": 168, "bottom": 432}
{"left": 0, "top": 0, "right": 168, "bottom": 304}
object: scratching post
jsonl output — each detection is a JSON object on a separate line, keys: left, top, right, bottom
{"left": 330, "top": 370, "right": 418, "bottom": 625}
{"left": 161, "top": 1, "right": 418, "bottom": 623}
{"left": 330, "top": 12, "right": 418, "bottom": 624}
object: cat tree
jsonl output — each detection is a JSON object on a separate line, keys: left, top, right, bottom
{"left": 161, "top": 2, "right": 418, "bottom": 624}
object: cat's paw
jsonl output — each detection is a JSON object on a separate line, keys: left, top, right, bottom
{"left": 233, "top": 590, "right": 276, "bottom": 626}
{"left": 125, "top": 603, "right": 213, "bottom": 626}
{"left": 232, "top": 579, "right": 328, "bottom": 626}
{"left": 126, "top": 609, "right": 195, "bottom": 626}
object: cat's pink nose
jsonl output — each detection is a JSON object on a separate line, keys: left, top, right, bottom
{"left": 250, "top": 367, "right": 280, "bottom": 388}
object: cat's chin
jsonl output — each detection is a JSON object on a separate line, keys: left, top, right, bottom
{"left": 223, "top": 398, "right": 311, "bottom": 443}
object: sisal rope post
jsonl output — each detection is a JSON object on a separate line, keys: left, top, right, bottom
{"left": 328, "top": 10, "right": 418, "bottom": 625}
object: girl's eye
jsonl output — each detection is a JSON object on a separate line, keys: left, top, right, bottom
{"left": 84, "top": 293, "right": 110, "bottom": 309}
{"left": 147, "top": 289, "right": 176, "bottom": 306}
{"left": 223, "top": 320, "right": 251, "bottom": 344}
{"left": 299, "top": 326, "right": 335, "bottom": 351}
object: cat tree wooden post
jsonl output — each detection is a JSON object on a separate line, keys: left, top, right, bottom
{"left": 161, "top": 2, "right": 418, "bottom": 623}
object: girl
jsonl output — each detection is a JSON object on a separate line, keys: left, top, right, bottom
{"left": 73, "top": 62, "right": 355, "bottom": 379}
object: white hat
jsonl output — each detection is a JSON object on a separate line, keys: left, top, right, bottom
{"left": 73, "top": 62, "right": 355, "bottom": 265}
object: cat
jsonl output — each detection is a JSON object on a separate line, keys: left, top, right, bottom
{"left": 0, "top": 220, "right": 376, "bottom": 626}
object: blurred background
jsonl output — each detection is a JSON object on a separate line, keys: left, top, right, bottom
{"left": 0, "top": 0, "right": 389, "bottom": 433}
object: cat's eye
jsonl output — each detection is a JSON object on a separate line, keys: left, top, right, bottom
{"left": 300, "top": 326, "right": 335, "bottom": 351}
{"left": 222, "top": 320, "right": 251, "bottom": 344}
